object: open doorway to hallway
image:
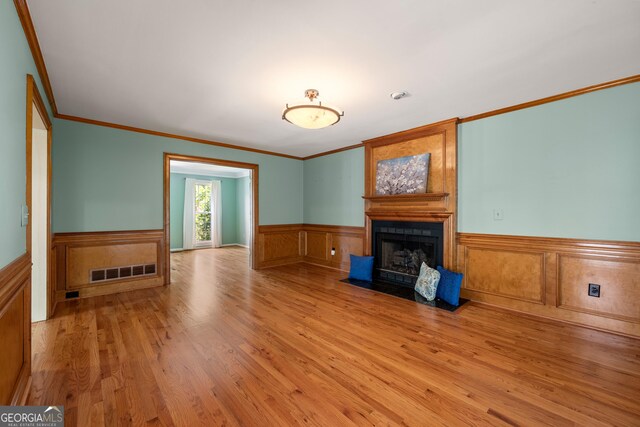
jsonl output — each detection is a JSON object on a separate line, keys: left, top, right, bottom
{"left": 26, "top": 75, "right": 52, "bottom": 322}
{"left": 163, "top": 154, "right": 258, "bottom": 283}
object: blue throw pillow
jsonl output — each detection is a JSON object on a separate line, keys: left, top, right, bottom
{"left": 436, "top": 266, "right": 463, "bottom": 306}
{"left": 348, "top": 255, "right": 374, "bottom": 282}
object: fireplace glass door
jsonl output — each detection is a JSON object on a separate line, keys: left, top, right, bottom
{"left": 372, "top": 221, "right": 443, "bottom": 287}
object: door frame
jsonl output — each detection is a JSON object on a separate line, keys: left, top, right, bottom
{"left": 25, "top": 74, "right": 53, "bottom": 318}
{"left": 163, "top": 153, "right": 259, "bottom": 284}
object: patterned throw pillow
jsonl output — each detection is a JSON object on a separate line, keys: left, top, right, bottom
{"left": 414, "top": 262, "right": 440, "bottom": 301}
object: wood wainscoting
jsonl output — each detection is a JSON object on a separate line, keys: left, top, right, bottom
{"left": 257, "top": 224, "right": 365, "bottom": 271}
{"left": 257, "top": 224, "right": 304, "bottom": 269}
{"left": 302, "top": 224, "right": 365, "bottom": 271}
{"left": 52, "top": 230, "right": 165, "bottom": 303}
{"left": 457, "top": 233, "right": 640, "bottom": 337}
{"left": 0, "top": 254, "right": 32, "bottom": 405}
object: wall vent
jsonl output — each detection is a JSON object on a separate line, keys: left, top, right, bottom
{"left": 90, "top": 263, "right": 157, "bottom": 283}
{"left": 65, "top": 291, "right": 80, "bottom": 299}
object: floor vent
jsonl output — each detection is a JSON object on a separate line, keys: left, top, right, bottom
{"left": 90, "top": 263, "right": 157, "bottom": 283}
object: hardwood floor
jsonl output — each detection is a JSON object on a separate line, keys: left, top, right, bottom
{"left": 29, "top": 247, "right": 640, "bottom": 426}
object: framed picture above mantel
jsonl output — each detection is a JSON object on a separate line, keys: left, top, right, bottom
{"left": 375, "top": 153, "right": 430, "bottom": 195}
{"left": 363, "top": 118, "right": 458, "bottom": 199}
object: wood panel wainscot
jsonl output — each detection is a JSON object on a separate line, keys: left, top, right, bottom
{"left": 0, "top": 254, "right": 32, "bottom": 405}
{"left": 302, "top": 224, "right": 365, "bottom": 271}
{"left": 457, "top": 233, "right": 640, "bottom": 337}
{"left": 257, "top": 224, "right": 304, "bottom": 269}
{"left": 257, "top": 224, "right": 365, "bottom": 271}
{"left": 53, "top": 230, "right": 165, "bottom": 302}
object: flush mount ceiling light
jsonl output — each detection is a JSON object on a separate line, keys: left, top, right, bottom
{"left": 282, "top": 89, "right": 343, "bottom": 129}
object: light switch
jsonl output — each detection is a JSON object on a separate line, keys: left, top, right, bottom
{"left": 21, "top": 205, "right": 29, "bottom": 227}
{"left": 493, "top": 208, "right": 504, "bottom": 221}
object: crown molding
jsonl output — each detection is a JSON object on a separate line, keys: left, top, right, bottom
{"left": 14, "top": 0, "right": 57, "bottom": 116}
{"left": 14, "top": 1, "right": 302, "bottom": 160}
{"left": 459, "top": 74, "right": 640, "bottom": 123}
{"left": 13, "top": 1, "right": 639, "bottom": 160}
{"left": 55, "top": 114, "right": 304, "bottom": 160}
{"left": 302, "top": 143, "right": 363, "bottom": 160}
{"left": 305, "top": 75, "right": 640, "bottom": 159}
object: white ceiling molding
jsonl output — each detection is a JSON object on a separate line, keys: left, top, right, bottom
{"left": 170, "top": 161, "right": 250, "bottom": 178}
{"left": 28, "top": 0, "right": 640, "bottom": 157}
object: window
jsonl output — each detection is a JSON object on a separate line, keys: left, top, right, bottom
{"left": 194, "top": 181, "right": 212, "bottom": 246}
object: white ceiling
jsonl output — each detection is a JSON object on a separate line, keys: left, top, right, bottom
{"left": 28, "top": 0, "right": 640, "bottom": 158}
{"left": 170, "top": 160, "right": 250, "bottom": 178}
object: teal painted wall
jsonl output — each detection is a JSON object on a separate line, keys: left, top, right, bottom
{"left": 0, "top": 3, "right": 52, "bottom": 269}
{"left": 458, "top": 82, "right": 640, "bottom": 241}
{"left": 170, "top": 173, "right": 241, "bottom": 249}
{"left": 303, "top": 147, "right": 364, "bottom": 226}
{"left": 300, "top": 83, "right": 640, "bottom": 242}
{"left": 52, "top": 119, "right": 303, "bottom": 232}
{"left": 236, "top": 176, "right": 251, "bottom": 246}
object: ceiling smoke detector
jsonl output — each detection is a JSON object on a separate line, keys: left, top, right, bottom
{"left": 390, "top": 91, "right": 408, "bottom": 100}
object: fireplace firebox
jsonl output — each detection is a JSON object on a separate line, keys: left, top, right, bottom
{"left": 372, "top": 220, "right": 443, "bottom": 287}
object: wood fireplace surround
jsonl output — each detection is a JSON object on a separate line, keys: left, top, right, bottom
{"left": 363, "top": 118, "right": 459, "bottom": 270}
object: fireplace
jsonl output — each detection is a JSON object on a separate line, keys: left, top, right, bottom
{"left": 372, "top": 220, "right": 443, "bottom": 287}
{"left": 363, "top": 119, "right": 458, "bottom": 288}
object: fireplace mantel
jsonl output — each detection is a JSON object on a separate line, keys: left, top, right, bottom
{"left": 362, "top": 118, "right": 459, "bottom": 269}
{"left": 362, "top": 193, "right": 449, "bottom": 202}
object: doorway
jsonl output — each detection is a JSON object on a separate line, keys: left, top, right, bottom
{"left": 191, "top": 180, "right": 213, "bottom": 248}
{"left": 163, "top": 153, "right": 258, "bottom": 283}
{"left": 25, "top": 75, "right": 52, "bottom": 321}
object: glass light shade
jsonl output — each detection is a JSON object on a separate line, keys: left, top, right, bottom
{"left": 282, "top": 90, "right": 343, "bottom": 129}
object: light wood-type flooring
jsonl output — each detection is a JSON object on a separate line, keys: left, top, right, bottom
{"left": 29, "top": 247, "right": 640, "bottom": 426}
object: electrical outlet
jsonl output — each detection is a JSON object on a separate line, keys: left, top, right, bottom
{"left": 588, "top": 283, "right": 600, "bottom": 298}
{"left": 21, "top": 205, "right": 29, "bottom": 227}
{"left": 331, "top": 248, "right": 336, "bottom": 256}
{"left": 493, "top": 208, "right": 504, "bottom": 221}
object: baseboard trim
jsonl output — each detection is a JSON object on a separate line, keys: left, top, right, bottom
{"left": 10, "top": 367, "right": 32, "bottom": 406}
{"left": 302, "top": 261, "right": 349, "bottom": 273}
{"left": 471, "top": 299, "right": 640, "bottom": 340}
{"left": 172, "top": 244, "right": 249, "bottom": 252}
